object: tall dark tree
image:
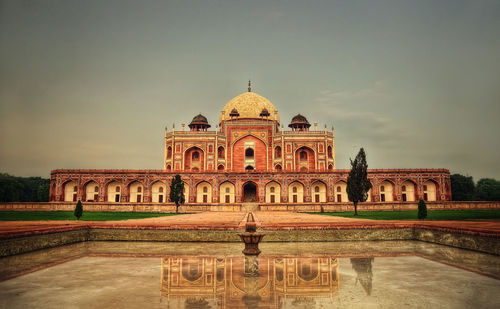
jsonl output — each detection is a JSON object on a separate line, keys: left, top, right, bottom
{"left": 450, "top": 174, "right": 475, "bottom": 201}
{"left": 169, "top": 174, "right": 185, "bottom": 213}
{"left": 74, "top": 200, "right": 83, "bottom": 220}
{"left": 418, "top": 198, "right": 427, "bottom": 219}
{"left": 347, "top": 148, "right": 372, "bottom": 216}
{"left": 475, "top": 178, "right": 500, "bottom": 201}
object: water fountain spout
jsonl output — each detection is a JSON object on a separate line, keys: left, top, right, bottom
{"left": 238, "top": 212, "right": 265, "bottom": 256}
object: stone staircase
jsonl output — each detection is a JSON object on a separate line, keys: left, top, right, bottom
{"left": 241, "top": 203, "right": 259, "bottom": 212}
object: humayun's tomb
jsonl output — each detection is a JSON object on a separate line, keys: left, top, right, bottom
{"left": 49, "top": 83, "right": 452, "bottom": 209}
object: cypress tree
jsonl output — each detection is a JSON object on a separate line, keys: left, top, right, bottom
{"left": 347, "top": 148, "right": 372, "bottom": 216}
{"left": 418, "top": 199, "right": 427, "bottom": 219}
{"left": 169, "top": 174, "right": 185, "bottom": 213}
{"left": 74, "top": 200, "right": 83, "bottom": 220}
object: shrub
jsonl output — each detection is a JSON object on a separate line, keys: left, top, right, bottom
{"left": 418, "top": 199, "right": 427, "bottom": 219}
{"left": 74, "top": 200, "right": 83, "bottom": 220}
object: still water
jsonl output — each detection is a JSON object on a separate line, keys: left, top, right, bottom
{"left": 0, "top": 241, "right": 499, "bottom": 308}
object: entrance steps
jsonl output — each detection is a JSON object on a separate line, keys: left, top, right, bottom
{"left": 241, "top": 203, "right": 259, "bottom": 212}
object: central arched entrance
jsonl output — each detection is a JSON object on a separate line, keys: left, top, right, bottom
{"left": 243, "top": 182, "right": 257, "bottom": 202}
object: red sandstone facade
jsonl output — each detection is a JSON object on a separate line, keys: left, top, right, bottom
{"left": 50, "top": 86, "right": 451, "bottom": 205}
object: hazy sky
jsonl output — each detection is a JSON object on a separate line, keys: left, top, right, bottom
{"left": 1, "top": 0, "right": 499, "bottom": 180}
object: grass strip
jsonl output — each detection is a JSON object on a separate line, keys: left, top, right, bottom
{"left": 0, "top": 211, "right": 180, "bottom": 221}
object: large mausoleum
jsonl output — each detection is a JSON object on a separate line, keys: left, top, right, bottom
{"left": 49, "top": 83, "right": 451, "bottom": 207}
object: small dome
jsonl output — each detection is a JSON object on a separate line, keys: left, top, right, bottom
{"left": 190, "top": 114, "right": 208, "bottom": 124}
{"left": 290, "top": 114, "right": 309, "bottom": 124}
{"left": 229, "top": 108, "right": 240, "bottom": 117}
{"left": 189, "top": 114, "right": 211, "bottom": 129}
{"left": 260, "top": 108, "right": 270, "bottom": 117}
{"left": 289, "top": 114, "right": 311, "bottom": 129}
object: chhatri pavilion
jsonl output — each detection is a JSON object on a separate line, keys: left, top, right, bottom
{"left": 49, "top": 83, "right": 451, "bottom": 207}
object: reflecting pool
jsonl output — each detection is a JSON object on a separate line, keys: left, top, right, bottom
{"left": 0, "top": 241, "right": 499, "bottom": 308}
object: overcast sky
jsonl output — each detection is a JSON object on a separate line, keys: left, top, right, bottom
{"left": 1, "top": 0, "right": 499, "bottom": 181}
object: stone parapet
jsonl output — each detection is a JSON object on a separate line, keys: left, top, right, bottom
{"left": 1, "top": 201, "right": 499, "bottom": 213}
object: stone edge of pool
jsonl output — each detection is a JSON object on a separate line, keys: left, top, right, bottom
{"left": 0, "top": 224, "right": 498, "bottom": 257}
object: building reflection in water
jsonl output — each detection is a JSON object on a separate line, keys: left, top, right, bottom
{"left": 161, "top": 255, "right": 340, "bottom": 308}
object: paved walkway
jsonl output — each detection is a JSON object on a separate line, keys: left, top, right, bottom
{"left": 0, "top": 211, "right": 499, "bottom": 239}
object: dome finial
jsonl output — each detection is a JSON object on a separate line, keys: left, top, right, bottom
{"left": 248, "top": 80, "right": 251, "bottom": 92}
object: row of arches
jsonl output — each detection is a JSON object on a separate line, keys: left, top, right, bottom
{"left": 63, "top": 180, "right": 180, "bottom": 203}
{"left": 62, "top": 178, "right": 438, "bottom": 203}
{"left": 175, "top": 143, "right": 334, "bottom": 172}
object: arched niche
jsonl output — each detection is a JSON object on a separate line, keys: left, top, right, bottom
{"left": 265, "top": 181, "right": 281, "bottom": 203}
{"left": 288, "top": 181, "right": 304, "bottom": 203}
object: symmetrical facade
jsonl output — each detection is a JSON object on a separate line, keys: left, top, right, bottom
{"left": 50, "top": 85, "right": 452, "bottom": 205}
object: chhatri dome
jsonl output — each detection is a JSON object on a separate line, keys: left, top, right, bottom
{"left": 219, "top": 81, "right": 280, "bottom": 124}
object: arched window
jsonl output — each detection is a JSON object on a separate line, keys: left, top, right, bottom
{"left": 225, "top": 187, "right": 230, "bottom": 193}
{"left": 217, "top": 164, "right": 224, "bottom": 171}
{"left": 300, "top": 151, "right": 307, "bottom": 160}
{"left": 275, "top": 164, "right": 282, "bottom": 171}
{"left": 138, "top": 186, "right": 142, "bottom": 193}
{"left": 218, "top": 146, "right": 225, "bottom": 159}
{"left": 203, "top": 186, "right": 208, "bottom": 193}
{"left": 245, "top": 165, "right": 254, "bottom": 171}
{"left": 293, "top": 187, "right": 297, "bottom": 193}
{"left": 381, "top": 186, "right": 385, "bottom": 192}
{"left": 315, "top": 186, "right": 320, "bottom": 193}
{"left": 192, "top": 151, "right": 200, "bottom": 161}
{"left": 328, "top": 146, "right": 333, "bottom": 158}
{"left": 270, "top": 187, "right": 275, "bottom": 193}
{"left": 319, "top": 144, "right": 324, "bottom": 153}
{"left": 94, "top": 186, "right": 99, "bottom": 192}
{"left": 159, "top": 187, "right": 164, "bottom": 193}
{"left": 245, "top": 148, "right": 254, "bottom": 158}
{"left": 402, "top": 185, "right": 406, "bottom": 192}
{"left": 275, "top": 146, "right": 282, "bottom": 158}
{"left": 208, "top": 145, "right": 213, "bottom": 153}
{"left": 336, "top": 186, "right": 341, "bottom": 192}
{"left": 73, "top": 186, "right": 77, "bottom": 192}
{"left": 116, "top": 186, "right": 120, "bottom": 192}
{"left": 167, "top": 146, "right": 172, "bottom": 158}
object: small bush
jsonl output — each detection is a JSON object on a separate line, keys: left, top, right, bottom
{"left": 418, "top": 199, "right": 427, "bottom": 219}
{"left": 74, "top": 200, "right": 83, "bottom": 220}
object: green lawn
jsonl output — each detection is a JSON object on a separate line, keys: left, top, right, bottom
{"left": 309, "top": 210, "right": 500, "bottom": 220}
{"left": 0, "top": 211, "right": 181, "bottom": 221}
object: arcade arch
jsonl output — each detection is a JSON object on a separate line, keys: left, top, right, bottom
{"left": 196, "top": 182, "right": 212, "bottom": 203}
{"left": 288, "top": 182, "right": 304, "bottom": 203}
{"left": 423, "top": 180, "right": 437, "bottom": 201}
{"left": 243, "top": 182, "right": 257, "bottom": 202}
{"left": 84, "top": 181, "right": 99, "bottom": 202}
{"left": 107, "top": 181, "right": 122, "bottom": 202}
{"left": 129, "top": 181, "right": 144, "bottom": 203}
{"left": 379, "top": 180, "right": 394, "bottom": 202}
{"left": 219, "top": 182, "right": 235, "bottom": 203}
{"left": 334, "top": 181, "right": 348, "bottom": 203}
{"left": 401, "top": 180, "right": 416, "bottom": 202}
{"left": 265, "top": 181, "right": 281, "bottom": 203}
{"left": 64, "top": 181, "right": 78, "bottom": 202}
{"left": 152, "top": 181, "right": 167, "bottom": 203}
{"left": 311, "top": 181, "right": 327, "bottom": 203}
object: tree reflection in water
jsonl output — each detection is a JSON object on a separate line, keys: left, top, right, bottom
{"left": 350, "top": 258, "right": 374, "bottom": 296}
